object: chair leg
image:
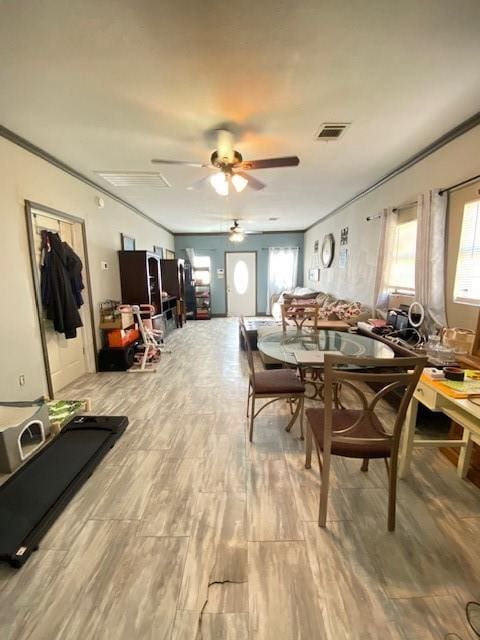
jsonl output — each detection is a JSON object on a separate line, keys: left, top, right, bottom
{"left": 387, "top": 455, "right": 398, "bottom": 532}
{"left": 246, "top": 382, "right": 251, "bottom": 417}
{"left": 299, "top": 396, "right": 304, "bottom": 440}
{"left": 249, "top": 395, "right": 256, "bottom": 442}
{"left": 285, "top": 396, "right": 301, "bottom": 432}
{"left": 318, "top": 449, "right": 331, "bottom": 528}
{"left": 305, "top": 421, "right": 312, "bottom": 469}
{"left": 361, "top": 458, "right": 369, "bottom": 472}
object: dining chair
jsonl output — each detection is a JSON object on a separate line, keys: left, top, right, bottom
{"left": 281, "top": 302, "right": 320, "bottom": 333}
{"left": 239, "top": 318, "right": 305, "bottom": 441}
{"left": 304, "top": 353, "right": 426, "bottom": 531}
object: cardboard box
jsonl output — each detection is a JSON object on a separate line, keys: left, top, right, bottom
{"left": 99, "top": 313, "right": 134, "bottom": 330}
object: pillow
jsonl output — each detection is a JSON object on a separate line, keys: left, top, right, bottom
{"left": 335, "top": 301, "right": 363, "bottom": 321}
{"left": 315, "top": 292, "right": 328, "bottom": 306}
{"left": 318, "top": 294, "right": 336, "bottom": 308}
{"left": 318, "top": 302, "right": 339, "bottom": 320}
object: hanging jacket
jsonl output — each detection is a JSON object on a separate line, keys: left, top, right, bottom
{"left": 40, "top": 232, "right": 83, "bottom": 339}
{"left": 63, "top": 241, "right": 85, "bottom": 308}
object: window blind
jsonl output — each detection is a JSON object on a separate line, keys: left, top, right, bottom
{"left": 388, "top": 219, "right": 417, "bottom": 291}
{"left": 454, "top": 199, "right": 480, "bottom": 305}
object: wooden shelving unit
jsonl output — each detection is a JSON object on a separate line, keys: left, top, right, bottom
{"left": 118, "top": 250, "right": 177, "bottom": 335}
{"left": 193, "top": 267, "right": 211, "bottom": 320}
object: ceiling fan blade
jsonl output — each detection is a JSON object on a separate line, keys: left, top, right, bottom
{"left": 234, "top": 156, "right": 300, "bottom": 170}
{"left": 151, "top": 159, "right": 210, "bottom": 168}
{"left": 186, "top": 175, "right": 212, "bottom": 191}
{"left": 236, "top": 171, "right": 266, "bottom": 191}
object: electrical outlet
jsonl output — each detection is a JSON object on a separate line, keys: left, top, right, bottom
{"left": 19, "top": 374, "right": 25, "bottom": 386}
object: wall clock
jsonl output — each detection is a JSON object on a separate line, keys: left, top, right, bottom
{"left": 321, "top": 233, "right": 335, "bottom": 268}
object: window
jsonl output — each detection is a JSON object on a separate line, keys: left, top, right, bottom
{"left": 193, "top": 255, "right": 210, "bottom": 268}
{"left": 454, "top": 199, "right": 480, "bottom": 305}
{"left": 388, "top": 219, "right": 417, "bottom": 293}
{"left": 193, "top": 255, "right": 211, "bottom": 284}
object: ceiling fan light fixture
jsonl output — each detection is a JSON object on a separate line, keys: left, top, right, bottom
{"left": 229, "top": 230, "right": 244, "bottom": 243}
{"left": 231, "top": 173, "right": 248, "bottom": 193}
{"left": 210, "top": 171, "right": 229, "bottom": 196}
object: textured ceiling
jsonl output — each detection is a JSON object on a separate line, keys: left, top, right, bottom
{"left": 1, "top": 0, "right": 480, "bottom": 233}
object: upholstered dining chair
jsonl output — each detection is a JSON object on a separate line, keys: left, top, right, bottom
{"left": 239, "top": 319, "right": 305, "bottom": 442}
{"left": 305, "top": 354, "right": 426, "bottom": 531}
{"left": 281, "top": 302, "right": 320, "bottom": 333}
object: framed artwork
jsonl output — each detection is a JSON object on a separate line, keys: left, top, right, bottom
{"left": 339, "top": 246, "right": 348, "bottom": 269}
{"left": 153, "top": 246, "right": 164, "bottom": 257}
{"left": 121, "top": 233, "right": 136, "bottom": 251}
{"left": 165, "top": 249, "right": 175, "bottom": 259}
{"left": 308, "top": 268, "right": 320, "bottom": 281}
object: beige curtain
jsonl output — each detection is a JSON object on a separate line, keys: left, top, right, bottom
{"left": 415, "top": 189, "right": 447, "bottom": 331}
{"left": 373, "top": 207, "right": 397, "bottom": 317}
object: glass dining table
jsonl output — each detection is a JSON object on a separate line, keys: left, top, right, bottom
{"left": 257, "top": 327, "right": 395, "bottom": 400}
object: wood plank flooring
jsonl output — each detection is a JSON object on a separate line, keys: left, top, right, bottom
{"left": 1, "top": 318, "right": 479, "bottom": 639}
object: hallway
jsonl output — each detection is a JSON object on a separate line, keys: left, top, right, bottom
{"left": 0, "top": 319, "right": 479, "bottom": 639}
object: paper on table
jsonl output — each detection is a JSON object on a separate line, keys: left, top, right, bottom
{"left": 293, "top": 350, "right": 342, "bottom": 365}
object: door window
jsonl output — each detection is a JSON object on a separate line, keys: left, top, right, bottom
{"left": 234, "top": 260, "right": 249, "bottom": 295}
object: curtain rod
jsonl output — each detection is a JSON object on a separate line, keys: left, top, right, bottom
{"left": 439, "top": 173, "right": 480, "bottom": 195}
{"left": 366, "top": 201, "right": 416, "bottom": 222}
{"left": 392, "top": 200, "right": 417, "bottom": 212}
{"left": 365, "top": 174, "right": 480, "bottom": 222}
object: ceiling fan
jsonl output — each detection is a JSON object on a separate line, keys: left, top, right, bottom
{"left": 228, "top": 219, "right": 247, "bottom": 243}
{"left": 151, "top": 129, "right": 300, "bottom": 195}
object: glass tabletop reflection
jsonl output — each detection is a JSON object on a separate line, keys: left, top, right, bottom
{"left": 257, "top": 328, "right": 395, "bottom": 367}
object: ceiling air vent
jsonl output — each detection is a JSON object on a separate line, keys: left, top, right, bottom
{"left": 315, "top": 123, "right": 350, "bottom": 141}
{"left": 95, "top": 171, "right": 171, "bottom": 189}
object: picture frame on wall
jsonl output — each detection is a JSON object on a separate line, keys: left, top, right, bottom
{"left": 153, "top": 246, "right": 164, "bottom": 257}
{"left": 165, "top": 249, "right": 175, "bottom": 259}
{"left": 121, "top": 233, "right": 136, "bottom": 251}
{"left": 308, "top": 268, "right": 320, "bottom": 282}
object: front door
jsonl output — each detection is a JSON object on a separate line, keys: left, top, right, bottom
{"left": 225, "top": 252, "right": 256, "bottom": 316}
{"left": 32, "top": 211, "right": 89, "bottom": 394}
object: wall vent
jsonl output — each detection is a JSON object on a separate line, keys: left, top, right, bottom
{"left": 315, "top": 123, "right": 350, "bottom": 141}
{"left": 95, "top": 171, "right": 171, "bottom": 189}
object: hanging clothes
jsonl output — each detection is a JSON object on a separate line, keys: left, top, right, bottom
{"left": 40, "top": 231, "right": 84, "bottom": 339}
{"left": 63, "top": 241, "right": 85, "bottom": 307}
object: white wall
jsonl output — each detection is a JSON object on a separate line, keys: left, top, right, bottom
{"left": 0, "top": 137, "right": 173, "bottom": 400}
{"left": 304, "top": 125, "right": 480, "bottom": 317}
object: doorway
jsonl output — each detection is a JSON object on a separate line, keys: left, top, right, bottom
{"left": 225, "top": 251, "right": 257, "bottom": 316}
{"left": 25, "top": 201, "right": 96, "bottom": 398}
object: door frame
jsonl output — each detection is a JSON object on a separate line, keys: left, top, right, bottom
{"left": 25, "top": 200, "right": 98, "bottom": 398}
{"left": 224, "top": 250, "right": 258, "bottom": 317}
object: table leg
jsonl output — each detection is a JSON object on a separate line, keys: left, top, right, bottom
{"left": 457, "top": 428, "right": 473, "bottom": 479}
{"left": 399, "top": 397, "right": 419, "bottom": 479}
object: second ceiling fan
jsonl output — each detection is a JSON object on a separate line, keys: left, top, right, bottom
{"left": 151, "top": 129, "right": 300, "bottom": 195}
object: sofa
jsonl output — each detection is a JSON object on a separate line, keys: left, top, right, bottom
{"left": 270, "top": 287, "right": 370, "bottom": 327}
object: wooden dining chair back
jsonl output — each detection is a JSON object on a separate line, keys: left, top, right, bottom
{"left": 281, "top": 302, "right": 320, "bottom": 333}
{"left": 239, "top": 319, "right": 305, "bottom": 442}
{"left": 305, "top": 354, "right": 427, "bottom": 531}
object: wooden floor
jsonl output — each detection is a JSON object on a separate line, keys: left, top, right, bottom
{"left": 1, "top": 318, "right": 479, "bottom": 639}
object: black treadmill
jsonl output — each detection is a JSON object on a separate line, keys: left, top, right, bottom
{"left": 0, "top": 415, "right": 127, "bottom": 567}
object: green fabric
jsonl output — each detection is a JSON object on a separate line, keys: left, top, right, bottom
{"left": 47, "top": 400, "right": 86, "bottom": 425}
